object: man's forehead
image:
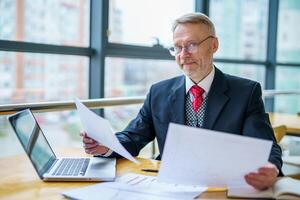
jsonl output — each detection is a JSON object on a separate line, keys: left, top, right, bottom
{"left": 173, "top": 23, "right": 209, "bottom": 42}
{"left": 173, "top": 23, "right": 210, "bottom": 37}
{"left": 174, "top": 23, "right": 210, "bottom": 33}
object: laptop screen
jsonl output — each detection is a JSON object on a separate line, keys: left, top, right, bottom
{"left": 8, "top": 109, "right": 56, "bottom": 178}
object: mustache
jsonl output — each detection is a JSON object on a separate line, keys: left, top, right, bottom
{"left": 181, "top": 59, "right": 196, "bottom": 65}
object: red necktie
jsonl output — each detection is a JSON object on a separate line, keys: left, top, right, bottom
{"left": 190, "top": 85, "right": 205, "bottom": 112}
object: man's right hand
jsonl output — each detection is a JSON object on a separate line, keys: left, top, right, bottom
{"left": 80, "top": 132, "right": 110, "bottom": 155}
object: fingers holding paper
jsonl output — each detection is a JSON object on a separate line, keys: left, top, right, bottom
{"left": 80, "top": 132, "right": 110, "bottom": 155}
{"left": 244, "top": 162, "right": 279, "bottom": 190}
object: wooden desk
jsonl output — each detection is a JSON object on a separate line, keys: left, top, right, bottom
{"left": 0, "top": 148, "right": 231, "bottom": 200}
{"left": 1, "top": 148, "right": 299, "bottom": 199}
{"left": 269, "top": 113, "right": 300, "bottom": 136}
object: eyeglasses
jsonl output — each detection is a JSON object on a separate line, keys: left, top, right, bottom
{"left": 168, "top": 35, "right": 215, "bottom": 56}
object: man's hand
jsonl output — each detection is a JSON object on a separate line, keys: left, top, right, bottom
{"left": 80, "top": 132, "right": 109, "bottom": 155}
{"left": 244, "top": 162, "right": 279, "bottom": 190}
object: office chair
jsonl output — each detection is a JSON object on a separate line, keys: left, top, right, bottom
{"left": 273, "top": 125, "right": 287, "bottom": 143}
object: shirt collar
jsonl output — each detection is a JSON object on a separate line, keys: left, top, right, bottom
{"left": 185, "top": 66, "right": 215, "bottom": 95}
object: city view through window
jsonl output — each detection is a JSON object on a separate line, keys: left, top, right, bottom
{"left": 0, "top": 0, "right": 90, "bottom": 157}
{"left": 0, "top": 0, "right": 300, "bottom": 158}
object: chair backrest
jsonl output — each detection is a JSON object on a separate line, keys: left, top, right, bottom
{"left": 273, "top": 125, "right": 287, "bottom": 143}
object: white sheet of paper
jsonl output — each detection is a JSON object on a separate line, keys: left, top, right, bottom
{"left": 158, "top": 123, "right": 273, "bottom": 187}
{"left": 63, "top": 173, "right": 206, "bottom": 200}
{"left": 116, "top": 173, "right": 206, "bottom": 198}
{"left": 75, "top": 98, "right": 139, "bottom": 163}
{"left": 63, "top": 184, "right": 180, "bottom": 200}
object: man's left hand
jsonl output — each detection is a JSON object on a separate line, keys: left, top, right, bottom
{"left": 244, "top": 162, "right": 279, "bottom": 190}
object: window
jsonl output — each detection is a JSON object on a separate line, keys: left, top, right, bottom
{"left": 277, "top": 0, "right": 300, "bottom": 63}
{"left": 209, "top": 0, "right": 269, "bottom": 60}
{"left": 0, "top": 115, "right": 23, "bottom": 157}
{"left": 0, "top": 52, "right": 89, "bottom": 104}
{"left": 105, "top": 57, "right": 181, "bottom": 97}
{"left": 0, "top": 0, "right": 91, "bottom": 158}
{"left": 108, "top": 0, "right": 194, "bottom": 47}
{"left": 0, "top": 111, "right": 83, "bottom": 158}
{"left": 104, "top": 57, "right": 181, "bottom": 130}
{"left": 275, "top": 0, "right": 300, "bottom": 114}
{"left": 216, "top": 63, "right": 265, "bottom": 86}
{"left": 0, "top": 0, "right": 90, "bottom": 46}
{"left": 275, "top": 66, "right": 300, "bottom": 114}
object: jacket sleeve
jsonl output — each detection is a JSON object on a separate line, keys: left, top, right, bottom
{"left": 242, "top": 82, "right": 283, "bottom": 176}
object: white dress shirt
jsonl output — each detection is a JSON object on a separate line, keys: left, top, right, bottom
{"left": 185, "top": 66, "right": 215, "bottom": 99}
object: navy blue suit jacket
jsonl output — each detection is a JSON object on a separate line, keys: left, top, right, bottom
{"left": 113, "top": 67, "right": 282, "bottom": 174}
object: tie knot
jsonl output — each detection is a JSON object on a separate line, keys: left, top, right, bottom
{"left": 190, "top": 85, "right": 205, "bottom": 98}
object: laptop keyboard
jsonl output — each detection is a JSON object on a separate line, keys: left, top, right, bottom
{"left": 52, "top": 158, "right": 90, "bottom": 176}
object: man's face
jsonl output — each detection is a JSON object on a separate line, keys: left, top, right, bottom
{"left": 173, "top": 23, "right": 218, "bottom": 83}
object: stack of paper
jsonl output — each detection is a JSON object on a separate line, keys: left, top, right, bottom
{"left": 63, "top": 173, "right": 206, "bottom": 200}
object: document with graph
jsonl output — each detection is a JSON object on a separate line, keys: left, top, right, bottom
{"left": 158, "top": 123, "right": 272, "bottom": 188}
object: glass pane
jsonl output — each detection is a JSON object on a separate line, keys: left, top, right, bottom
{"left": 210, "top": 0, "right": 268, "bottom": 60}
{"left": 104, "top": 57, "right": 181, "bottom": 129}
{"left": 105, "top": 57, "right": 181, "bottom": 98}
{"left": 277, "top": 0, "right": 300, "bottom": 63}
{"left": 0, "top": 0, "right": 90, "bottom": 47}
{"left": 0, "top": 115, "right": 23, "bottom": 157}
{"left": 215, "top": 63, "right": 266, "bottom": 86}
{"left": 104, "top": 105, "right": 157, "bottom": 159}
{"left": 109, "top": 0, "right": 194, "bottom": 47}
{"left": 275, "top": 66, "right": 300, "bottom": 114}
{"left": 105, "top": 105, "right": 140, "bottom": 133}
{"left": 0, "top": 51, "right": 89, "bottom": 104}
{"left": 0, "top": 111, "right": 83, "bottom": 158}
{"left": 105, "top": 57, "right": 182, "bottom": 158}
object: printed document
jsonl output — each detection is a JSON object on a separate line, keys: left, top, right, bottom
{"left": 228, "top": 177, "right": 300, "bottom": 199}
{"left": 158, "top": 123, "right": 272, "bottom": 187}
{"left": 63, "top": 173, "right": 206, "bottom": 200}
{"left": 75, "top": 98, "right": 138, "bottom": 163}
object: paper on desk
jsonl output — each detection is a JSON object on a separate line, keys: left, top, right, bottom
{"left": 75, "top": 98, "right": 138, "bottom": 163}
{"left": 158, "top": 123, "right": 272, "bottom": 188}
{"left": 116, "top": 173, "right": 206, "bottom": 198}
{"left": 63, "top": 173, "right": 206, "bottom": 200}
{"left": 283, "top": 156, "right": 300, "bottom": 166}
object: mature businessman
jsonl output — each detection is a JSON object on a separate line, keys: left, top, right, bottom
{"left": 81, "top": 13, "right": 282, "bottom": 190}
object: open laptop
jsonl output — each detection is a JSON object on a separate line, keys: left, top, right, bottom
{"left": 8, "top": 109, "right": 116, "bottom": 182}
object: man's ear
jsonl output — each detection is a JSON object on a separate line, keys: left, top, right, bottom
{"left": 212, "top": 37, "right": 219, "bottom": 53}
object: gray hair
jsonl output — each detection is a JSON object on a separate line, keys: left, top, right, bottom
{"left": 172, "top": 13, "right": 216, "bottom": 36}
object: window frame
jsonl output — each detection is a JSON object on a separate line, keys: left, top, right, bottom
{"left": 1, "top": 0, "right": 300, "bottom": 113}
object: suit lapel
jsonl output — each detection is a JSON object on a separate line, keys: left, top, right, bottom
{"left": 168, "top": 76, "right": 186, "bottom": 125}
{"left": 204, "top": 67, "right": 230, "bottom": 129}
